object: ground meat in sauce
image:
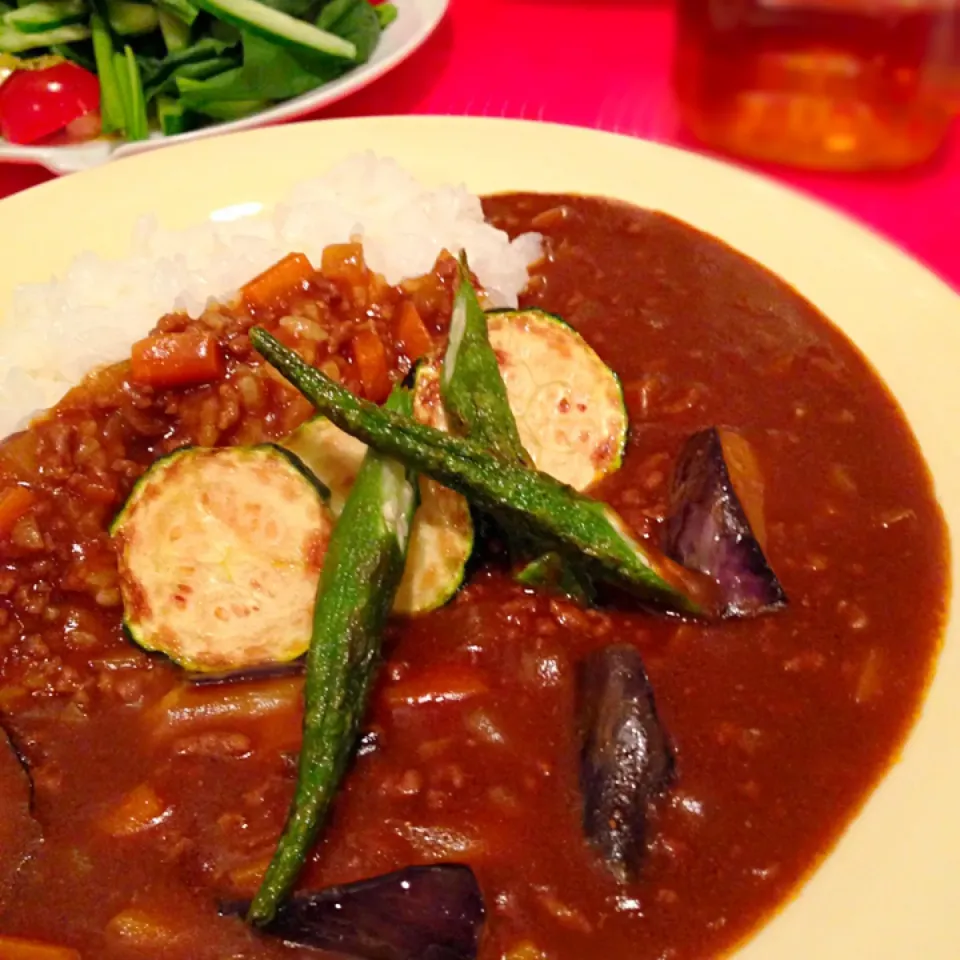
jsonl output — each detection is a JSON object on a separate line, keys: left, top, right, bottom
{"left": 0, "top": 196, "right": 947, "bottom": 960}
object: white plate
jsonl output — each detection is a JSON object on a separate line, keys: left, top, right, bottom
{"left": 0, "top": 117, "right": 958, "bottom": 957}
{"left": 0, "top": 0, "right": 447, "bottom": 175}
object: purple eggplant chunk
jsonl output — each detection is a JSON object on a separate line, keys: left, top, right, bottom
{"left": 222, "top": 864, "right": 484, "bottom": 960}
{"left": 577, "top": 644, "right": 674, "bottom": 882}
{"left": 0, "top": 725, "right": 41, "bottom": 909}
{"left": 663, "top": 427, "right": 786, "bottom": 618}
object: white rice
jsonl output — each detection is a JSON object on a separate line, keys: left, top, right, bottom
{"left": 0, "top": 153, "right": 542, "bottom": 438}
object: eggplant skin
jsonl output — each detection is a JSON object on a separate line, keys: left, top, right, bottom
{"left": 577, "top": 644, "right": 674, "bottom": 883}
{"left": 187, "top": 660, "right": 305, "bottom": 687}
{"left": 222, "top": 863, "right": 484, "bottom": 960}
{"left": 663, "top": 427, "right": 787, "bottom": 618}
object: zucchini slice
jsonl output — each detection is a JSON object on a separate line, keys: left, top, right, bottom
{"left": 284, "top": 416, "right": 367, "bottom": 518}
{"left": 281, "top": 307, "right": 624, "bottom": 614}
{"left": 486, "top": 309, "right": 627, "bottom": 492}
{"left": 441, "top": 253, "right": 532, "bottom": 469}
{"left": 251, "top": 327, "right": 708, "bottom": 616}
{"left": 399, "top": 364, "right": 474, "bottom": 615}
{"left": 111, "top": 445, "right": 334, "bottom": 673}
{"left": 284, "top": 405, "right": 473, "bottom": 616}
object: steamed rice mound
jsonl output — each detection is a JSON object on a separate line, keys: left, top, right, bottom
{"left": 0, "top": 153, "right": 542, "bottom": 436}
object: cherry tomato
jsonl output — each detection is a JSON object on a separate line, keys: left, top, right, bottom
{"left": 0, "top": 62, "right": 100, "bottom": 145}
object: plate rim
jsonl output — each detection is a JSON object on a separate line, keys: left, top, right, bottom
{"left": 0, "top": 114, "right": 956, "bottom": 958}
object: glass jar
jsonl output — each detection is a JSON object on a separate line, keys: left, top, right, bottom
{"left": 674, "top": 0, "right": 959, "bottom": 171}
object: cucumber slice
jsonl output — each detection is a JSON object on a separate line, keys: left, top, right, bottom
{"left": 111, "top": 445, "right": 335, "bottom": 673}
{"left": 191, "top": 0, "right": 356, "bottom": 60}
{"left": 284, "top": 405, "right": 473, "bottom": 616}
{"left": 0, "top": 21, "right": 88, "bottom": 52}
{"left": 2, "top": 0, "right": 85, "bottom": 35}
{"left": 487, "top": 309, "right": 627, "bottom": 492}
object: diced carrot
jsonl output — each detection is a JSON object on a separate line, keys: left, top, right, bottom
{"left": 395, "top": 301, "right": 433, "bottom": 362}
{"left": 0, "top": 431, "right": 39, "bottom": 479}
{"left": 0, "top": 935, "right": 81, "bottom": 960}
{"left": 130, "top": 331, "right": 224, "bottom": 389}
{"left": 99, "top": 783, "right": 169, "bottom": 837}
{"left": 385, "top": 665, "right": 490, "bottom": 708}
{"left": 321, "top": 242, "right": 367, "bottom": 290}
{"left": 241, "top": 252, "right": 314, "bottom": 312}
{"left": 351, "top": 329, "right": 391, "bottom": 403}
{"left": 105, "top": 908, "right": 179, "bottom": 949}
{"left": 0, "top": 485, "right": 36, "bottom": 539}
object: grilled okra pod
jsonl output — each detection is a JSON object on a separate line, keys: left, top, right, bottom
{"left": 251, "top": 327, "right": 708, "bottom": 616}
{"left": 248, "top": 387, "right": 418, "bottom": 925}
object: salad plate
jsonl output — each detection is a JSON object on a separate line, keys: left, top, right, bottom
{"left": 0, "top": 0, "right": 446, "bottom": 174}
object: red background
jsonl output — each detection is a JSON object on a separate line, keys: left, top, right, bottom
{"left": 3, "top": 0, "right": 958, "bottom": 290}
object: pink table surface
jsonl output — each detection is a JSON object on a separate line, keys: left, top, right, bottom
{"left": 3, "top": 0, "right": 958, "bottom": 291}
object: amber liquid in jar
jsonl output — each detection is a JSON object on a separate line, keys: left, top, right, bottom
{"left": 674, "top": 0, "right": 959, "bottom": 171}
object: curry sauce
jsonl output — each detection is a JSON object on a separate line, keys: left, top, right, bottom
{"left": 0, "top": 195, "right": 947, "bottom": 959}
